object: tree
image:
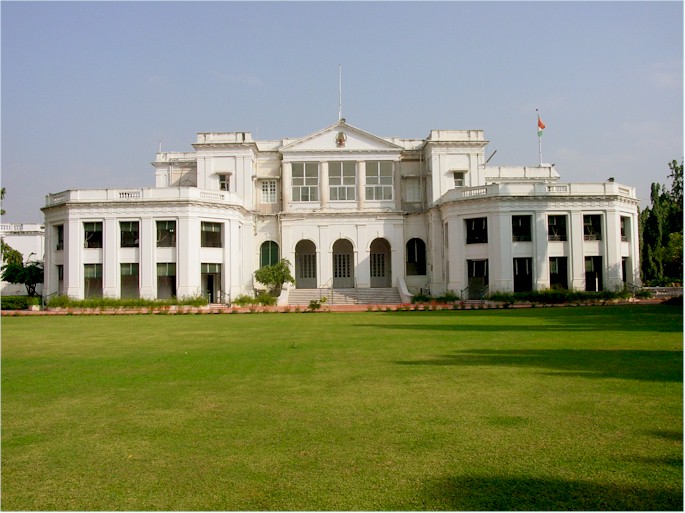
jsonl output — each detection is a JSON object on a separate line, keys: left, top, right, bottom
{"left": 1, "top": 260, "right": 44, "bottom": 296}
{"left": 1, "top": 187, "right": 5, "bottom": 216}
{"left": 254, "top": 258, "right": 295, "bottom": 295}
{"left": 1, "top": 240, "right": 23, "bottom": 266}
{"left": 640, "top": 160, "right": 684, "bottom": 285}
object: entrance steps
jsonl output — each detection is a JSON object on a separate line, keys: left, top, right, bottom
{"left": 287, "top": 287, "right": 403, "bottom": 306}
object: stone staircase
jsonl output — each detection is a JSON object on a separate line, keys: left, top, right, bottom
{"left": 287, "top": 287, "right": 403, "bottom": 306}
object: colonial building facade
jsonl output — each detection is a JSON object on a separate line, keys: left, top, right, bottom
{"left": 41, "top": 120, "right": 641, "bottom": 303}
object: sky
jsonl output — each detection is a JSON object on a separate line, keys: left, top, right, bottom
{"left": 1, "top": 1, "right": 683, "bottom": 223}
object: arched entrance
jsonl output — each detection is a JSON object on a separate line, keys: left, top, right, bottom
{"left": 370, "top": 238, "right": 391, "bottom": 288}
{"left": 332, "top": 239, "right": 354, "bottom": 288}
{"left": 295, "top": 240, "right": 317, "bottom": 289}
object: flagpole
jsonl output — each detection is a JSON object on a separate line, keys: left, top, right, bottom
{"left": 538, "top": 132, "right": 543, "bottom": 166}
{"left": 536, "top": 108, "right": 544, "bottom": 166}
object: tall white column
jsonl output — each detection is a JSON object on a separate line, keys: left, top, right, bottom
{"left": 569, "top": 212, "right": 585, "bottom": 290}
{"left": 491, "top": 213, "right": 513, "bottom": 293}
{"left": 103, "top": 218, "right": 118, "bottom": 298}
{"left": 320, "top": 161, "right": 329, "bottom": 210}
{"left": 534, "top": 211, "right": 549, "bottom": 290}
{"left": 282, "top": 162, "right": 292, "bottom": 211}
{"left": 65, "top": 219, "right": 82, "bottom": 299}
{"left": 393, "top": 161, "right": 401, "bottom": 210}
{"left": 604, "top": 210, "right": 622, "bottom": 289}
{"left": 357, "top": 161, "right": 366, "bottom": 211}
{"left": 139, "top": 217, "right": 156, "bottom": 299}
{"left": 177, "top": 217, "right": 201, "bottom": 298}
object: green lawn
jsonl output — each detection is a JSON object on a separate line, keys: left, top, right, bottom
{"left": 2, "top": 305, "right": 682, "bottom": 511}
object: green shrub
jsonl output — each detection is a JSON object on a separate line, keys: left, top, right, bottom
{"left": 232, "top": 295, "right": 258, "bottom": 307}
{"left": 411, "top": 293, "right": 431, "bottom": 304}
{"left": 255, "top": 291, "right": 276, "bottom": 306}
{"left": 487, "top": 289, "right": 635, "bottom": 305}
{"left": 2, "top": 296, "right": 31, "bottom": 310}
{"left": 635, "top": 289, "right": 653, "bottom": 299}
{"left": 46, "top": 295, "right": 208, "bottom": 309}
{"left": 435, "top": 290, "right": 459, "bottom": 303}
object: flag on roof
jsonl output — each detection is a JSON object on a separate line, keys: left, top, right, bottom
{"left": 537, "top": 115, "right": 546, "bottom": 137}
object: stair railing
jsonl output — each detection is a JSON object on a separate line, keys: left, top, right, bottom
{"left": 319, "top": 278, "right": 332, "bottom": 304}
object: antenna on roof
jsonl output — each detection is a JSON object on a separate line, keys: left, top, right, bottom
{"left": 338, "top": 64, "right": 343, "bottom": 122}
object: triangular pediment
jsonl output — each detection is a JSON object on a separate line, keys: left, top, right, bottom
{"left": 280, "top": 120, "right": 403, "bottom": 153}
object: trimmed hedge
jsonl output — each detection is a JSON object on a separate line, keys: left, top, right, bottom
{"left": 46, "top": 295, "right": 208, "bottom": 309}
{"left": 1, "top": 296, "right": 40, "bottom": 310}
{"left": 488, "top": 289, "right": 632, "bottom": 305}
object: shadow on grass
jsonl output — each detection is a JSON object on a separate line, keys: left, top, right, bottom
{"left": 410, "top": 475, "right": 683, "bottom": 511}
{"left": 394, "top": 349, "right": 683, "bottom": 382}
{"left": 363, "top": 305, "right": 683, "bottom": 333}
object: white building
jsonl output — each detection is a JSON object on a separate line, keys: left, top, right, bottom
{"left": 41, "top": 120, "right": 640, "bottom": 303}
{"left": 0, "top": 223, "right": 45, "bottom": 296}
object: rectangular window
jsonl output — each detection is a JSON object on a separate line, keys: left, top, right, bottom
{"left": 512, "top": 215, "right": 532, "bottom": 242}
{"left": 365, "top": 161, "right": 393, "bottom": 200}
{"left": 219, "top": 174, "right": 230, "bottom": 191}
{"left": 120, "top": 263, "right": 140, "bottom": 299}
{"left": 83, "top": 222, "right": 103, "bottom": 249}
{"left": 57, "top": 265, "right": 64, "bottom": 295}
{"left": 548, "top": 215, "right": 568, "bottom": 241}
{"left": 156, "top": 220, "right": 176, "bottom": 247}
{"left": 261, "top": 180, "right": 277, "bottom": 204}
{"left": 55, "top": 225, "right": 64, "bottom": 251}
{"left": 583, "top": 215, "right": 602, "bottom": 241}
{"left": 329, "top": 161, "right": 356, "bottom": 201}
{"left": 466, "top": 217, "right": 488, "bottom": 244}
{"left": 120, "top": 221, "right": 139, "bottom": 248}
{"left": 620, "top": 216, "right": 630, "bottom": 242}
{"left": 292, "top": 162, "right": 319, "bottom": 202}
{"left": 201, "top": 263, "right": 221, "bottom": 274}
{"left": 513, "top": 257, "right": 533, "bottom": 292}
{"left": 157, "top": 262, "right": 176, "bottom": 299}
{"left": 549, "top": 257, "right": 568, "bottom": 289}
{"left": 298, "top": 254, "right": 317, "bottom": 279}
{"left": 585, "top": 256, "right": 603, "bottom": 291}
{"left": 453, "top": 171, "right": 466, "bottom": 188}
{"left": 84, "top": 263, "right": 103, "bottom": 298}
{"left": 201, "top": 222, "right": 222, "bottom": 248}
{"left": 404, "top": 178, "right": 421, "bottom": 203}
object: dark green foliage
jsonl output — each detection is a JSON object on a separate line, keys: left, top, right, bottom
{"left": 436, "top": 290, "right": 460, "bottom": 303}
{"left": 640, "top": 160, "right": 683, "bottom": 285}
{"left": 1, "top": 295, "right": 40, "bottom": 310}
{"left": 411, "top": 292, "right": 431, "bottom": 303}
{"left": 46, "top": 295, "right": 208, "bottom": 309}
{"left": 488, "top": 288, "right": 632, "bottom": 305}
{"left": 1, "top": 261, "right": 43, "bottom": 296}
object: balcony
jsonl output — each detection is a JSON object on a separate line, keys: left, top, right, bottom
{"left": 438, "top": 181, "right": 637, "bottom": 205}
{"left": 44, "top": 187, "right": 242, "bottom": 208}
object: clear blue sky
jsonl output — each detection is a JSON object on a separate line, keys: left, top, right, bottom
{"left": 2, "top": 1, "right": 682, "bottom": 223}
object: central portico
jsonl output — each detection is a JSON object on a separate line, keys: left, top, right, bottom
{"left": 258, "top": 120, "right": 408, "bottom": 291}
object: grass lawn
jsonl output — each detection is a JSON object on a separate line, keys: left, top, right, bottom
{"left": 2, "top": 305, "right": 682, "bottom": 511}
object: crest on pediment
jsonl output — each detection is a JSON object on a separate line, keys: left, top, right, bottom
{"left": 280, "top": 120, "right": 403, "bottom": 153}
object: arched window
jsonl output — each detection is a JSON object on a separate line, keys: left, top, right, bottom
{"left": 260, "top": 241, "right": 279, "bottom": 268}
{"left": 406, "top": 238, "right": 426, "bottom": 276}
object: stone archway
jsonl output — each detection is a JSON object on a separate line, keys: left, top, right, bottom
{"left": 295, "top": 240, "right": 317, "bottom": 289}
{"left": 369, "top": 238, "right": 391, "bottom": 288}
{"left": 332, "top": 239, "right": 354, "bottom": 288}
